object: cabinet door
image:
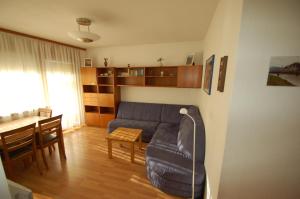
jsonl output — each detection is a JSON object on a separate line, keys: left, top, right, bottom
{"left": 98, "top": 94, "right": 114, "bottom": 107}
{"left": 85, "top": 113, "right": 101, "bottom": 126}
{"left": 80, "top": 68, "right": 97, "bottom": 85}
{"left": 177, "top": 66, "right": 202, "bottom": 88}
{"left": 83, "top": 93, "right": 99, "bottom": 106}
{"left": 100, "top": 114, "right": 115, "bottom": 128}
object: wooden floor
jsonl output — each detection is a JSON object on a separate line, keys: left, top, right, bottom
{"left": 11, "top": 127, "right": 182, "bottom": 199}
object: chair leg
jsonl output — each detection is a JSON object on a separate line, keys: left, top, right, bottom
{"left": 4, "top": 160, "right": 14, "bottom": 179}
{"left": 48, "top": 146, "right": 52, "bottom": 155}
{"left": 58, "top": 140, "right": 67, "bottom": 160}
{"left": 41, "top": 148, "right": 49, "bottom": 170}
{"left": 58, "top": 141, "right": 65, "bottom": 160}
{"left": 34, "top": 154, "right": 42, "bottom": 175}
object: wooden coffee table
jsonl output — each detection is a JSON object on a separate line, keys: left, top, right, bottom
{"left": 106, "top": 127, "right": 142, "bottom": 163}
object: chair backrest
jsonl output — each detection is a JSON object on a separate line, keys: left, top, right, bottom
{"left": 38, "top": 108, "right": 52, "bottom": 117}
{"left": 38, "top": 115, "right": 62, "bottom": 145}
{"left": 0, "top": 123, "right": 36, "bottom": 155}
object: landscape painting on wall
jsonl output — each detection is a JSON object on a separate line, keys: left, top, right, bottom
{"left": 203, "top": 55, "right": 215, "bottom": 95}
{"left": 267, "top": 56, "right": 300, "bottom": 86}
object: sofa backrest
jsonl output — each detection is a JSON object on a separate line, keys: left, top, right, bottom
{"left": 117, "top": 102, "right": 162, "bottom": 122}
{"left": 177, "top": 106, "right": 205, "bottom": 163}
{"left": 160, "top": 104, "right": 190, "bottom": 124}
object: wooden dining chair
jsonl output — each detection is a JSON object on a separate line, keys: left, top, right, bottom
{"left": 38, "top": 107, "right": 55, "bottom": 154}
{"left": 0, "top": 123, "right": 42, "bottom": 178}
{"left": 38, "top": 108, "right": 52, "bottom": 117}
{"left": 37, "top": 115, "right": 66, "bottom": 169}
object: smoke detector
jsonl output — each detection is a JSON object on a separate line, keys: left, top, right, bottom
{"left": 68, "top": 18, "right": 100, "bottom": 43}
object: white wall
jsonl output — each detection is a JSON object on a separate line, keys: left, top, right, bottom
{"left": 218, "top": 0, "right": 300, "bottom": 198}
{"left": 198, "top": 0, "right": 243, "bottom": 198}
{"left": 87, "top": 41, "right": 203, "bottom": 105}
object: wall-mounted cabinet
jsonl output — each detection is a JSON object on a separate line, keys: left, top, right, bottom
{"left": 177, "top": 66, "right": 203, "bottom": 88}
{"left": 114, "top": 65, "right": 202, "bottom": 88}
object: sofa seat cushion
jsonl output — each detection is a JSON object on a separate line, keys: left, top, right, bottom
{"left": 117, "top": 102, "right": 162, "bottom": 122}
{"left": 147, "top": 166, "right": 204, "bottom": 198}
{"left": 146, "top": 143, "right": 205, "bottom": 185}
{"left": 150, "top": 123, "right": 179, "bottom": 146}
{"left": 108, "top": 119, "right": 159, "bottom": 142}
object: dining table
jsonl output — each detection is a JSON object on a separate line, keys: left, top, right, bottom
{"left": 0, "top": 116, "right": 48, "bottom": 134}
{"left": 0, "top": 115, "right": 67, "bottom": 177}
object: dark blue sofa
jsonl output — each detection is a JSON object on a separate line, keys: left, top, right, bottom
{"left": 108, "top": 102, "right": 206, "bottom": 198}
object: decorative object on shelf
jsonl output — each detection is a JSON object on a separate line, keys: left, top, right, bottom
{"left": 84, "top": 58, "right": 92, "bottom": 67}
{"left": 68, "top": 18, "right": 100, "bottom": 43}
{"left": 267, "top": 56, "right": 300, "bottom": 86}
{"left": 179, "top": 108, "right": 196, "bottom": 199}
{"left": 160, "top": 71, "right": 164, "bottom": 77}
{"left": 203, "top": 55, "right": 215, "bottom": 95}
{"left": 186, "top": 54, "right": 195, "bottom": 65}
{"left": 104, "top": 58, "right": 109, "bottom": 67}
{"left": 128, "top": 64, "right": 130, "bottom": 68}
{"left": 157, "top": 57, "right": 164, "bottom": 66}
{"left": 217, "top": 56, "right": 228, "bottom": 92}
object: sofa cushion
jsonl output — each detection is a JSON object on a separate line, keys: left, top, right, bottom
{"left": 147, "top": 166, "right": 204, "bottom": 198}
{"left": 108, "top": 119, "right": 159, "bottom": 142}
{"left": 161, "top": 104, "right": 190, "bottom": 124}
{"left": 150, "top": 123, "right": 179, "bottom": 146}
{"left": 117, "top": 102, "right": 162, "bottom": 122}
{"left": 146, "top": 143, "right": 205, "bottom": 185}
{"left": 177, "top": 106, "right": 205, "bottom": 162}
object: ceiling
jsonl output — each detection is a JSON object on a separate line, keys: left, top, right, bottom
{"left": 0, "top": 0, "right": 219, "bottom": 48}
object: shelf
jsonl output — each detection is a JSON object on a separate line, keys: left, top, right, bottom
{"left": 145, "top": 77, "right": 177, "bottom": 87}
{"left": 97, "top": 76, "right": 114, "bottom": 78}
{"left": 99, "top": 86, "right": 114, "bottom": 94}
{"left": 83, "top": 85, "right": 98, "bottom": 93}
{"left": 98, "top": 75, "right": 114, "bottom": 85}
{"left": 117, "top": 76, "right": 144, "bottom": 78}
{"left": 117, "top": 84, "right": 145, "bottom": 87}
{"left": 145, "top": 76, "right": 177, "bottom": 78}
{"left": 98, "top": 84, "right": 114, "bottom": 86}
{"left": 100, "top": 107, "right": 114, "bottom": 114}
{"left": 145, "top": 66, "right": 177, "bottom": 77}
{"left": 85, "top": 106, "right": 99, "bottom": 113}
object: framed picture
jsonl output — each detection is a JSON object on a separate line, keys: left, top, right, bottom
{"left": 84, "top": 58, "right": 92, "bottom": 67}
{"left": 267, "top": 56, "right": 300, "bottom": 86}
{"left": 186, "top": 54, "right": 194, "bottom": 65}
{"left": 217, "top": 56, "right": 228, "bottom": 92}
{"left": 203, "top": 55, "right": 215, "bottom": 95}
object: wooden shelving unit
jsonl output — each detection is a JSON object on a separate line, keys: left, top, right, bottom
{"left": 81, "top": 67, "right": 120, "bottom": 127}
{"left": 81, "top": 65, "right": 202, "bottom": 127}
{"left": 114, "top": 65, "right": 202, "bottom": 88}
{"left": 115, "top": 67, "right": 145, "bottom": 86}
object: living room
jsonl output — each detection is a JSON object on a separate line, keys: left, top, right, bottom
{"left": 0, "top": 0, "right": 299, "bottom": 199}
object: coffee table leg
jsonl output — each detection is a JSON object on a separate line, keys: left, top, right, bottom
{"left": 130, "top": 142, "right": 134, "bottom": 163}
{"left": 139, "top": 134, "right": 142, "bottom": 150}
{"left": 108, "top": 140, "right": 112, "bottom": 159}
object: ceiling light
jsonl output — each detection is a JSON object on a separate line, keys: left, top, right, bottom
{"left": 68, "top": 18, "right": 100, "bottom": 43}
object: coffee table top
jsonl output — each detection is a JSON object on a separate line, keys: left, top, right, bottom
{"left": 107, "top": 127, "right": 142, "bottom": 142}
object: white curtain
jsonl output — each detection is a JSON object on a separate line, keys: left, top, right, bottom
{"left": 45, "top": 61, "right": 82, "bottom": 128}
{"left": 0, "top": 31, "right": 84, "bottom": 129}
